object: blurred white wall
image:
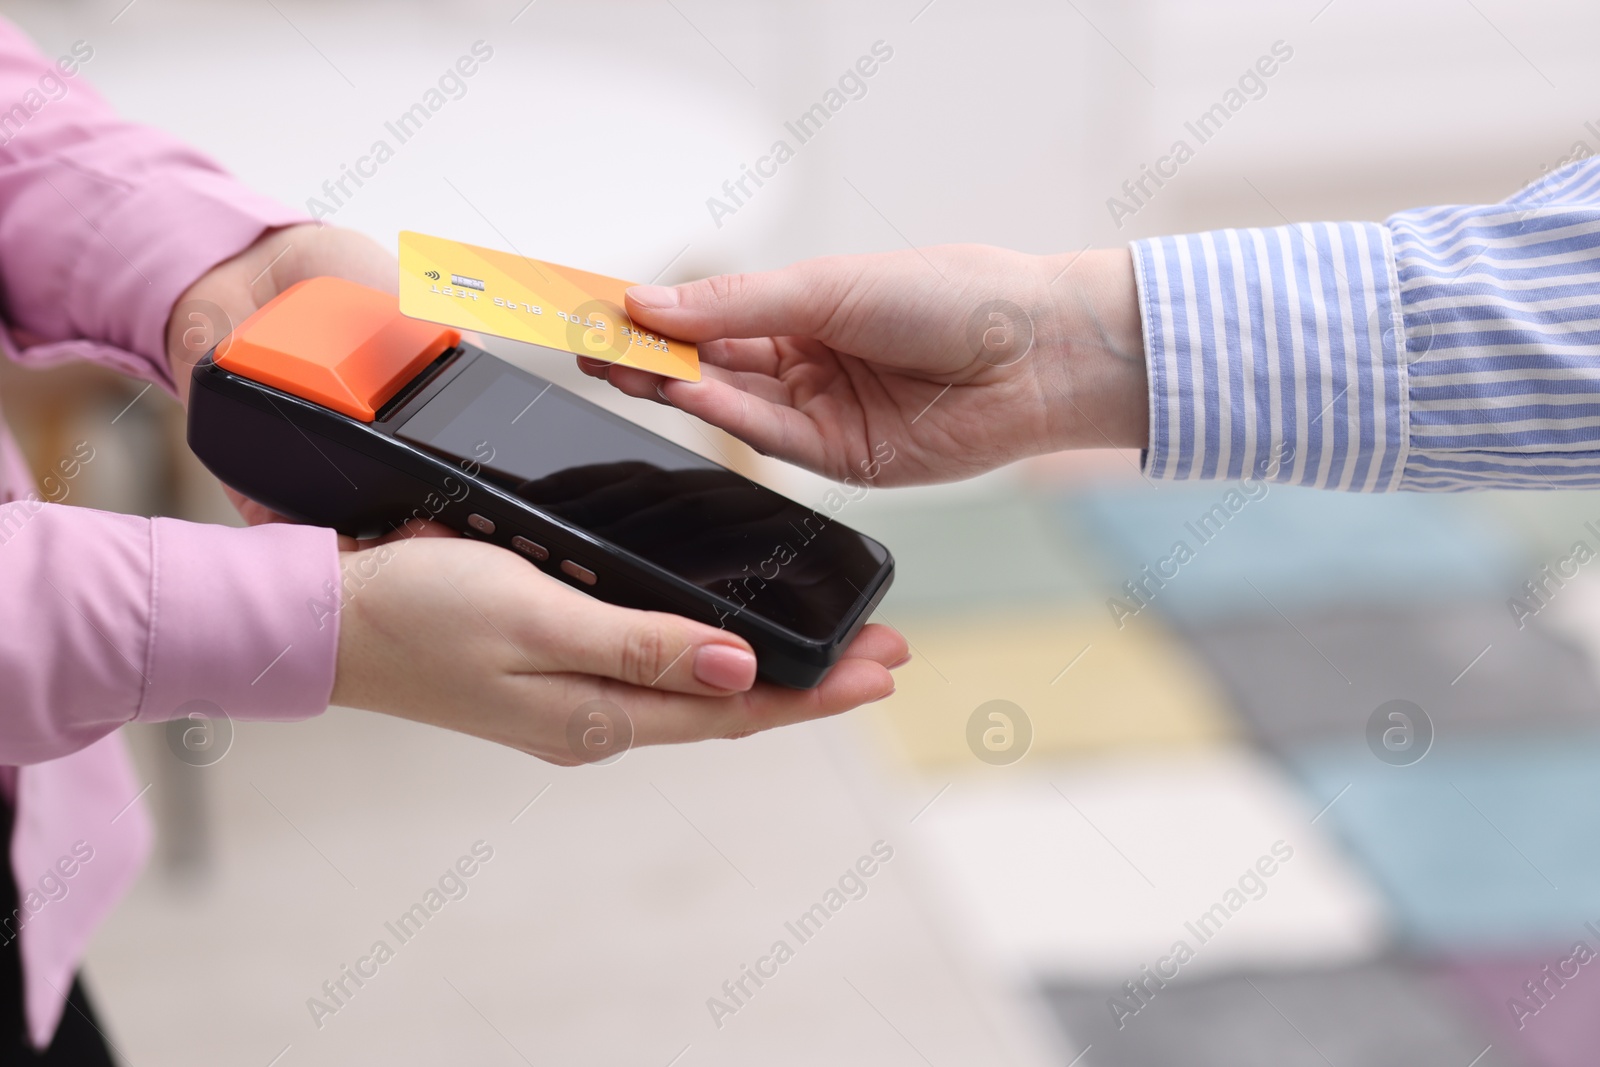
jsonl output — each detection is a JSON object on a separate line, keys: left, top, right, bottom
{"left": 13, "top": 0, "right": 1594, "bottom": 257}
{"left": 10, "top": 0, "right": 1595, "bottom": 503}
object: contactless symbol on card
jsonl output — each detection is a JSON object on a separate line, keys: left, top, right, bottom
{"left": 397, "top": 231, "right": 701, "bottom": 382}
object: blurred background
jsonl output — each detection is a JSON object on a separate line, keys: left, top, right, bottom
{"left": 4, "top": 0, "right": 1600, "bottom": 1063}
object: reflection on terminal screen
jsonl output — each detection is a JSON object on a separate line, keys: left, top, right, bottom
{"left": 397, "top": 356, "right": 887, "bottom": 639}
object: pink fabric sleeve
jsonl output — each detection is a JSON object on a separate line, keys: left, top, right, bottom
{"left": 0, "top": 503, "right": 340, "bottom": 764}
{"left": 0, "top": 19, "right": 339, "bottom": 1048}
{"left": 0, "top": 24, "right": 306, "bottom": 386}
{"left": 0, "top": 19, "right": 340, "bottom": 756}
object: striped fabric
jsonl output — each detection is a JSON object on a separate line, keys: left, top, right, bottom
{"left": 1130, "top": 158, "right": 1600, "bottom": 491}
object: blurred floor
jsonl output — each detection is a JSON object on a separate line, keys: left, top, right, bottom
{"left": 96, "top": 708, "right": 1057, "bottom": 1066}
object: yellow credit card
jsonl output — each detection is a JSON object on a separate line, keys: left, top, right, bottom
{"left": 397, "top": 231, "right": 700, "bottom": 382}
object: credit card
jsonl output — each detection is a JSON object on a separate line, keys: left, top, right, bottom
{"left": 397, "top": 231, "right": 700, "bottom": 381}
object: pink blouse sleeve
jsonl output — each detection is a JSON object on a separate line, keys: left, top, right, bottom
{"left": 0, "top": 19, "right": 340, "bottom": 761}
{"left": 0, "top": 505, "right": 339, "bottom": 764}
{"left": 0, "top": 22, "right": 306, "bottom": 386}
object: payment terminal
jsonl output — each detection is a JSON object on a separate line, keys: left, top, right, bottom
{"left": 185, "top": 276, "right": 894, "bottom": 689}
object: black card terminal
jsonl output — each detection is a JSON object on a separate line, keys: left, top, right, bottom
{"left": 185, "top": 277, "right": 895, "bottom": 688}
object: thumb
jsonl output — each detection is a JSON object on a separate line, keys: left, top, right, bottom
{"left": 538, "top": 587, "right": 761, "bottom": 695}
{"left": 626, "top": 259, "right": 850, "bottom": 342}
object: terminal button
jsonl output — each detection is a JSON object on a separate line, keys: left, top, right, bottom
{"left": 560, "top": 560, "right": 597, "bottom": 586}
{"left": 512, "top": 536, "right": 549, "bottom": 561}
{"left": 467, "top": 513, "right": 495, "bottom": 535}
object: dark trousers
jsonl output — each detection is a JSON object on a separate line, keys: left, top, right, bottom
{"left": 0, "top": 798, "right": 115, "bottom": 1066}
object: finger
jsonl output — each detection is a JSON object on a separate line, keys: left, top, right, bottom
{"left": 696, "top": 337, "right": 783, "bottom": 376}
{"left": 598, "top": 365, "right": 788, "bottom": 418}
{"left": 366, "top": 518, "right": 458, "bottom": 547}
{"left": 340, "top": 517, "right": 458, "bottom": 552}
{"left": 584, "top": 340, "right": 780, "bottom": 390}
{"left": 601, "top": 364, "right": 671, "bottom": 403}
{"left": 534, "top": 587, "right": 760, "bottom": 695}
{"left": 840, "top": 623, "right": 908, "bottom": 668}
{"left": 626, "top": 257, "right": 856, "bottom": 343}
{"left": 224, "top": 487, "right": 295, "bottom": 527}
{"left": 781, "top": 654, "right": 896, "bottom": 721}
{"left": 632, "top": 655, "right": 896, "bottom": 746}
{"left": 653, "top": 372, "right": 829, "bottom": 470}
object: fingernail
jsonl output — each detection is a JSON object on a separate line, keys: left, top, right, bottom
{"left": 869, "top": 687, "right": 897, "bottom": 704}
{"left": 889, "top": 652, "right": 913, "bottom": 669}
{"left": 656, "top": 383, "right": 671, "bottom": 403}
{"left": 629, "top": 285, "right": 679, "bottom": 310}
{"left": 694, "top": 644, "right": 757, "bottom": 690}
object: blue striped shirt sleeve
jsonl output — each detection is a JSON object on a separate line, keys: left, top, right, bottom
{"left": 1130, "top": 158, "right": 1600, "bottom": 491}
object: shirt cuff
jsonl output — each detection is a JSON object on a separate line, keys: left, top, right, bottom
{"left": 1386, "top": 164, "right": 1600, "bottom": 490}
{"left": 139, "top": 518, "right": 340, "bottom": 724}
{"left": 2, "top": 150, "right": 306, "bottom": 392}
{"left": 1130, "top": 222, "right": 1411, "bottom": 491}
{"left": 69, "top": 169, "right": 307, "bottom": 392}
